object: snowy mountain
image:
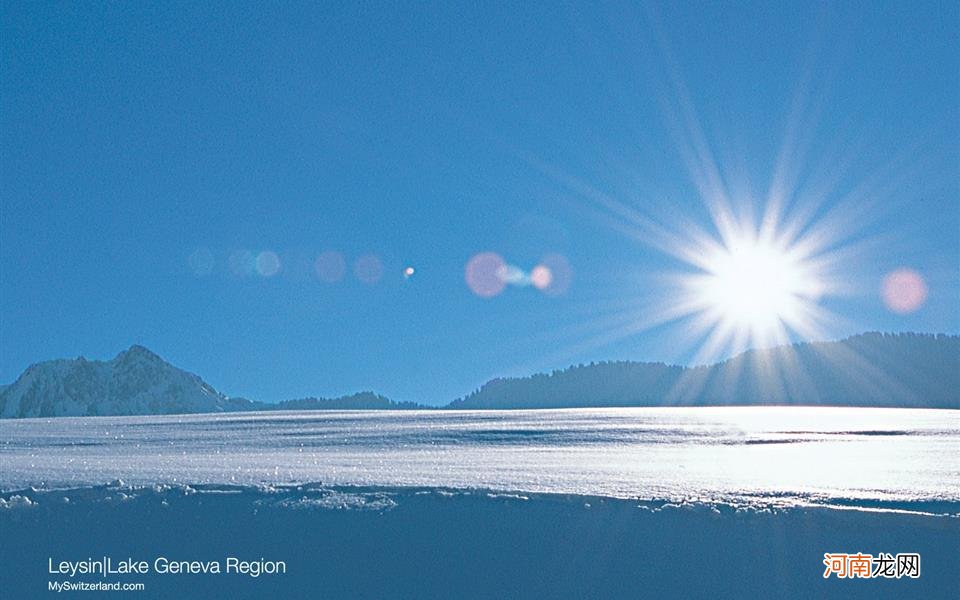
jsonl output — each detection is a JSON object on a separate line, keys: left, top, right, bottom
{"left": 0, "top": 345, "right": 250, "bottom": 418}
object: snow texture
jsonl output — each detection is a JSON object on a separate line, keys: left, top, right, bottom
{"left": 2, "top": 407, "right": 958, "bottom": 598}
{"left": 2, "top": 407, "right": 957, "bottom": 512}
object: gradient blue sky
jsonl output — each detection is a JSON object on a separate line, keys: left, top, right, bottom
{"left": 2, "top": 2, "right": 957, "bottom": 404}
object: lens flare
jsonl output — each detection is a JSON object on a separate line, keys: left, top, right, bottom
{"left": 497, "top": 264, "right": 528, "bottom": 286}
{"left": 255, "top": 251, "right": 281, "bottom": 277}
{"left": 530, "top": 265, "right": 553, "bottom": 290}
{"left": 882, "top": 268, "right": 927, "bottom": 314}
{"left": 465, "top": 252, "right": 507, "bottom": 298}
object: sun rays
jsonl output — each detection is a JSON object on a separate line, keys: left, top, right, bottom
{"left": 506, "top": 29, "right": 888, "bottom": 375}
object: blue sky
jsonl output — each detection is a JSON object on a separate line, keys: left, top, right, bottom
{"left": 2, "top": 2, "right": 957, "bottom": 404}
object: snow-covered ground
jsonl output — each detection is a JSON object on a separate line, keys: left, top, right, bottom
{"left": 2, "top": 407, "right": 958, "bottom": 510}
{"left": 2, "top": 407, "right": 958, "bottom": 598}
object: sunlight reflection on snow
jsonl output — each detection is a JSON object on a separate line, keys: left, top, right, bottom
{"left": 1, "top": 407, "right": 956, "bottom": 509}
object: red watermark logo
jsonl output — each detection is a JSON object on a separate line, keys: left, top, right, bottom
{"left": 822, "top": 552, "right": 920, "bottom": 579}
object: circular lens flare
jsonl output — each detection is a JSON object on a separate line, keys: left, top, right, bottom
{"left": 882, "top": 268, "right": 927, "bottom": 314}
{"left": 255, "top": 251, "right": 281, "bottom": 277}
{"left": 465, "top": 252, "right": 507, "bottom": 298}
{"left": 530, "top": 265, "right": 553, "bottom": 290}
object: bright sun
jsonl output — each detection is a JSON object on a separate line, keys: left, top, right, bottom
{"left": 703, "top": 240, "right": 807, "bottom": 328}
{"left": 679, "top": 231, "right": 825, "bottom": 357}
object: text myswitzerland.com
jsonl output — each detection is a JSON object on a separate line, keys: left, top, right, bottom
{"left": 49, "top": 581, "right": 145, "bottom": 593}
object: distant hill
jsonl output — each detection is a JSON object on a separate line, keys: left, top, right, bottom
{"left": 270, "top": 392, "right": 421, "bottom": 411}
{"left": 449, "top": 333, "right": 960, "bottom": 409}
{"left": 1, "top": 333, "right": 957, "bottom": 418}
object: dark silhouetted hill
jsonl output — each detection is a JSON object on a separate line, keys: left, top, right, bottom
{"left": 448, "top": 333, "right": 959, "bottom": 409}
{"left": 269, "top": 392, "right": 421, "bottom": 411}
